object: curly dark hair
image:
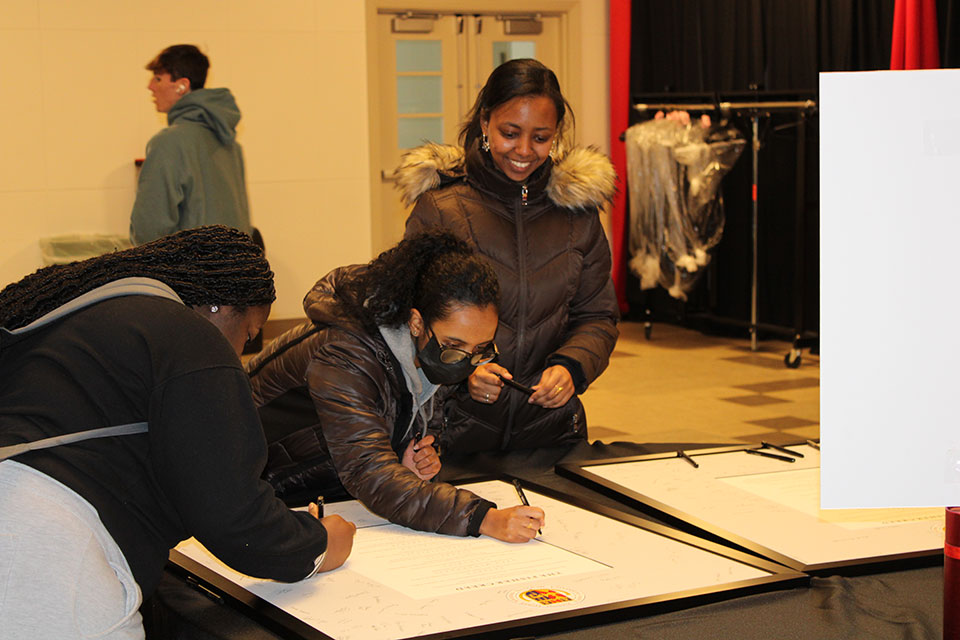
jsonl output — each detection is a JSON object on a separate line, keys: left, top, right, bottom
{"left": 340, "top": 230, "right": 499, "bottom": 328}
{"left": 459, "top": 58, "right": 574, "bottom": 153}
{"left": 0, "top": 226, "right": 275, "bottom": 330}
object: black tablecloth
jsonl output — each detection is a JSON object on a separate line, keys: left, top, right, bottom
{"left": 145, "top": 441, "right": 945, "bottom": 639}
{"left": 543, "top": 566, "right": 941, "bottom": 639}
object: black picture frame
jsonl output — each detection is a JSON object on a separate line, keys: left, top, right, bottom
{"left": 167, "top": 474, "right": 807, "bottom": 640}
{"left": 556, "top": 445, "right": 944, "bottom": 574}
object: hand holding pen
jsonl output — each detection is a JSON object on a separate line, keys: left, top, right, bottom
{"left": 467, "top": 362, "right": 511, "bottom": 405}
{"left": 308, "top": 497, "right": 358, "bottom": 573}
{"left": 514, "top": 479, "right": 543, "bottom": 536}
{"left": 470, "top": 365, "right": 573, "bottom": 409}
{"left": 478, "top": 481, "right": 545, "bottom": 543}
{"left": 528, "top": 365, "right": 574, "bottom": 409}
{"left": 499, "top": 374, "right": 535, "bottom": 396}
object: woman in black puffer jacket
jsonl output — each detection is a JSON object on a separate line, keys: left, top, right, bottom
{"left": 396, "top": 59, "right": 619, "bottom": 454}
{"left": 247, "top": 231, "right": 545, "bottom": 543}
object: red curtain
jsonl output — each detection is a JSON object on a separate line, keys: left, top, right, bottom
{"left": 609, "top": 0, "right": 631, "bottom": 313}
{"left": 890, "top": 0, "right": 941, "bottom": 68}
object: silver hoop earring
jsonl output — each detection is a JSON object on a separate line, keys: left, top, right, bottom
{"left": 481, "top": 132, "right": 490, "bottom": 152}
{"left": 210, "top": 305, "right": 219, "bottom": 313}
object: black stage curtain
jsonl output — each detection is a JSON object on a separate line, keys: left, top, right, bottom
{"left": 631, "top": 1, "right": 896, "bottom": 95}
{"left": 626, "top": 1, "right": 908, "bottom": 337}
{"left": 940, "top": 0, "right": 960, "bottom": 67}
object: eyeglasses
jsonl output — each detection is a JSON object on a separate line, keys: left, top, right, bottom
{"left": 429, "top": 326, "right": 499, "bottom": 365}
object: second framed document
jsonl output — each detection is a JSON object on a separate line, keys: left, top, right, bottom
{"left": 557, "top": 444, "right": 944, "bottom": 573}
{"left": 170, "top": 477, "right": 804, "bottom": 640}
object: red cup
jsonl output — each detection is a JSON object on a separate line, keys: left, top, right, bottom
{"left": 946, "top": 507, "right": 960, "bottom": 639}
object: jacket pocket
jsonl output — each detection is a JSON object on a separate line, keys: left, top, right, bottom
{"left": 506, "top": 396, "right": 587, "bottom": 450}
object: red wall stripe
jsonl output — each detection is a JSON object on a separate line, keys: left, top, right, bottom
{"left": 609, "top": 0, "right": 632, "bottom": 313}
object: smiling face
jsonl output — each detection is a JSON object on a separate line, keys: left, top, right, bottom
{"left": 147, "top": 71, "right": 187, "bottom": 113}
{"left": 481, "top": 94, "right": 559, "bottom": 183}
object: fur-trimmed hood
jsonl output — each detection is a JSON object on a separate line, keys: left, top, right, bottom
{"left": 395, "top": 143, "right": 617, "bottom": 210}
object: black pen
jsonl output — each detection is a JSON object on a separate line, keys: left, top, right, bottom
{"left": 498, "top": 374, "right": 535, "bottom": 396}
{"left": 745, "top": 448, "right": 795, "bottom": 463}
{"left": 313, "top": 495, "right": 324, "bottom": 518}
{"left": 761, "top": 441, "right": 804, "bottom": 458}
{"left": 513, "top": 479, "right": 542, "bottom": 535}
{"left": 806, "top": 439, "right": 820, "bottom": 450}
{"left": 677, "top": 450, "right": 699, "bottom": 469}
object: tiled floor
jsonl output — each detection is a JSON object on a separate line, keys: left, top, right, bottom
{"left": 581, "top": 321, "right": 819, "bottom": 446}
{"left": 255, "top": 318, "right": 820, "bottom": 448}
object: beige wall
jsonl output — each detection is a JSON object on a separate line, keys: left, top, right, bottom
{"left": 0, "top": 1, "right": 608, "bottom": 320}
{"left": 571, "top": 0, "right": 611, "bottom": 154}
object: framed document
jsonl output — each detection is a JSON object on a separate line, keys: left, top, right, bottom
{"left": 557, "top": 444, "right": 945, "bottom": 573}
{"left": 169, "top": 478, "right": 804, "bottom": 639}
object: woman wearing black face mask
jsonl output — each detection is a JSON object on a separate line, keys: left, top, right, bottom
{"left": 246, "top": 231, "right": 545, "bottom": 543}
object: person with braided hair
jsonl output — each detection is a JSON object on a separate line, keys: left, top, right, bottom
{"left": 0, "top": 226, "right": 354, "bottom": 640}
{"left": 247, "top": 230, "right": 546, "bottom": 543}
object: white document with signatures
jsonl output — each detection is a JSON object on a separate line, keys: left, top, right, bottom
{"left": 174, "top": 479, "right": 786, "bottom": 640}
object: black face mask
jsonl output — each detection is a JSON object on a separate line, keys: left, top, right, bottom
{"left": 417, "top": 334, "right": 477, "bottom": 385}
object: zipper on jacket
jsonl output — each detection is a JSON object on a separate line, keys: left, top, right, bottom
{"left": 504, "top": 194, "right": 527, "bottom": 450}
{"left": 515, "top": 196, "right": 527, "bottom": 376}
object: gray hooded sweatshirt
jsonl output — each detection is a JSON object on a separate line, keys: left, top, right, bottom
{"left": 378, "top": 324, "right": 439, "bottom": 442}
{"left": 130, "top": 88, "right": 251, "bottom": 244}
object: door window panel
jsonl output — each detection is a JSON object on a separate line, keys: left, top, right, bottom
{"left": 397, "top": 76, "right": 443, "bottom": 114}
{"left": 396, "top": 40, "right": 442, "bottom": 72}
{"left": 398, "top": 117, "right": 443, "bottom": 149}
{"left": 395, "top": 40, "right": 444, "bottom": 147}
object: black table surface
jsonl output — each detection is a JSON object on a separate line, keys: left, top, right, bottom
{"left": 145, "top": 441, "right": 944, "bottom": 639}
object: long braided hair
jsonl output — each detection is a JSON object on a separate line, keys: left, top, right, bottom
{"left": 0, "top": 226, "right": 275, "bottom": 330}
{"left": 339, "top": 230, "right": 500, "bottom": 328}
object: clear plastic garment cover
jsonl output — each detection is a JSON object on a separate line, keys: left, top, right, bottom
{"left": 625, "top": 113, "right": 745, "bottom": 300}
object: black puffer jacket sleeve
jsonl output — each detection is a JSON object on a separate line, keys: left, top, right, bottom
{"left": 302, "top": 329, "right": 493, "bottom": 536}
{"left": 406, "top": 193, "right": 442, "bottom": 235}
{"left": 546, "top": 209, "right": 620, "bottom": 392}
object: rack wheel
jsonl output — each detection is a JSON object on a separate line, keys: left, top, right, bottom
{"left": 644, "top": 323, "right": 652, "bottom": 340}
{"left": 784, "top": 350, "right": 802, "bottom": 369}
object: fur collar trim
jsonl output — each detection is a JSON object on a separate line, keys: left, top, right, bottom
{"left": 395, "top": 143, "right": 617, "bottom": 210}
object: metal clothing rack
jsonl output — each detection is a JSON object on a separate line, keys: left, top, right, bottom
{"left": 630, "top": 92, "right": 818, "bottom": 364}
